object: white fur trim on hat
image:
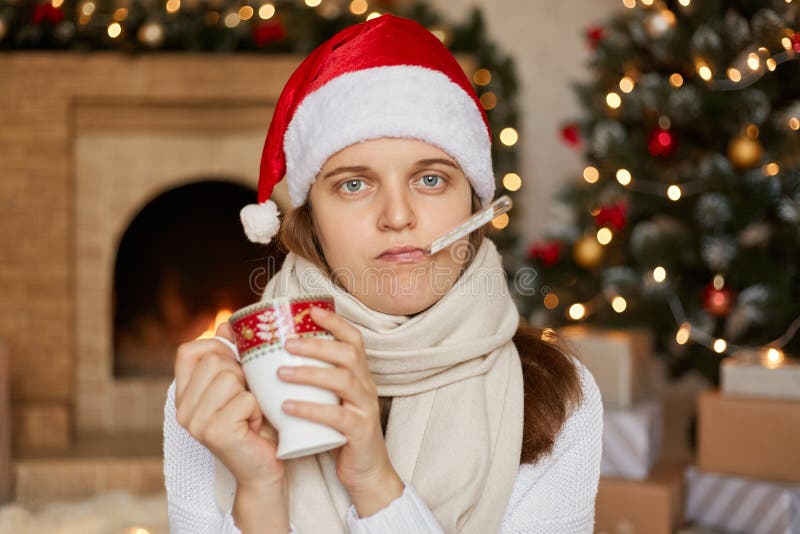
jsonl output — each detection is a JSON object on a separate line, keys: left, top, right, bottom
{"left": 240, "top": 200, "right": 281, "bottom": 245}
{"left": 283, "top": 65, "right": 495, "bottom": 208}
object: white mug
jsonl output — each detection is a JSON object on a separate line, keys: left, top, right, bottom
{"left": 223, "top": 295, "right": 347, "bottom": 460}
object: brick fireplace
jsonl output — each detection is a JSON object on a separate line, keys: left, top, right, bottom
{"left": 1, "top": 53, "right": 299, "bottom": 501}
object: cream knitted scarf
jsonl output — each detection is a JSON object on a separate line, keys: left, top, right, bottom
{"left": 215, "top": 237, "right": 523, "bottom": 533}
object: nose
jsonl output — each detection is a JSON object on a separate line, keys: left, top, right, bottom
{"left": 377, "top": 187, "right": 416, "bottom": 232}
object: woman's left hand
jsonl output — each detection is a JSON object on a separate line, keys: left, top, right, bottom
{"left": 278, "top": 306, "right": 404, "bottom": 511}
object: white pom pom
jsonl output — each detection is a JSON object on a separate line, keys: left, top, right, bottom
{"left": 240, "top": 200, "right": 281, "bottom": 244}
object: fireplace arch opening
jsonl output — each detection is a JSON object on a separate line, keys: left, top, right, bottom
{"left": 112, "top": 179, "right": 284, "bottom": 378}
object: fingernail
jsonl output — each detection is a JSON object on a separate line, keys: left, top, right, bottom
{"left": 283, "top": 400, "right": 296, "bottom": 411}
{"left": 312, "top": 306, "right": 330, "bottom": 317}
{"left": 278, "top": 366, "right": 294, "bottom": 377}
{"left": 284, "top": 338, "right": 298, "bottom": 349}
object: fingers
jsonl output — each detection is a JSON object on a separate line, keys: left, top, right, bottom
{"left": 185, "top": 370, "right": 243, "bottom": 439}
{"left": 282, "top": 400, "right": 370, "bottom": 438}
{"left": 278, "top": 365, "right": 375, "bottom": 407}
{"left": 206, "top": 389, "right": 265, "bottom": 447}
{"left": 176, "top": 352, "right": 245, "bottom": 423}
{"left": 175, "top": 337, "right": 241, "bottom": 402}
{"left": 215, "top": 321, "right": 235, "bottom": 342}
{"left": 284, "top": 337, "right": 371, "bottom": 389}
{"left": 309, "top": 307, "right": 364, "bottom": 353}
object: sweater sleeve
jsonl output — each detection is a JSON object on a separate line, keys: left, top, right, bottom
{"left": 500, "top": 358, "right": 604, "bottom": 534}
{"left": 345, "top": 480, "right": 444, "bottom": 533}
{"left": 163, "top": 379, "right": 298, "bottom": 534}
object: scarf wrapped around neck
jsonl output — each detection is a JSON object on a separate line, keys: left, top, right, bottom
{"left": 216, "top": 237, "right": 523, "bottom": 533}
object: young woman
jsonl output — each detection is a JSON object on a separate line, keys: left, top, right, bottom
{"left": 164, "top": 14, "right": 602, "bottom": 534}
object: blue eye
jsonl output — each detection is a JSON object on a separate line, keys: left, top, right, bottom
{"left": 340, "top": 179, "right": 366, "bottom": 193}
{"left": 419, "top": 175, "right": 444, "bottom": 188}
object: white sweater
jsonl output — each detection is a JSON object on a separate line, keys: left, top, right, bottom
{"left": 163, "top": 359, "right": 603, "bottom": 533}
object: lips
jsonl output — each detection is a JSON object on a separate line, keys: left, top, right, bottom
{"left": 377, "top": 245, "right": 426, "bottom": 263}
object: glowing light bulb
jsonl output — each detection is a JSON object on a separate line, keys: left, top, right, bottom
{"left": 543, "top": 293, "right": 559, "bottom": 309}
{"left": 499, "top": 127, "right": 518, "bottom": 146}
{"left": 713, "top": 338, "right": 727, "bottom": 353}
{"left": 473, "top": 69, "right": 492, "bottom": 86}
{"left": 259, "top": 3, "right": 275, "bottom": 19}
{"left": 583, "top": 166, "right": 600, "bottom": 184}
{"left": 597, "top": 227, "right": 613, "bottom": 245}
{"left": 653, "top": 266, "right": 666, "bottom": 282}
{"left": 763, "top": 162, "right": 780, "bottom": 176}
{"left": 107, "top": 22, "right": 122, "bottom": 37}
{"left": 224, "top": 10, "right": 240, "bottom": 27}
{"left": 568, "top": 303, "right": 586, "bottom": 320}
{"left": 669, "top": 73, "right": 684, "bottom": 87}
{"left": 667, "top": 185, "right": 682, "bottom": 201}
{"left": 619, "top": 76, "right": 635, "bottom": 93}
{"left": 747, "top": 53, "right": 760, "bottom": 71}
{"left": 676, "top": 322, "right": 691, "bottom": 344}
{"left": 606, "top": 92, "right": 622, "bottom": 109}
{"left": 764, "top": 348, "right": 785, "bottom": 368}
{"left": 616, "top": 168, "right": 632, "bottom": 186}
{"left": 349, "top": 0, "right": 367, "bottom": 15}
{"left": 727, "top": 68, "right": 741, "bottom": 82}
{"left": 611, "top": 296, "right": 627, "bottom": 313}
{"left": 479, "top": 92, "right": 497, "bottom": 110}
{"left": 491, "top": 213, "right": 509, "bottom": 229}
{"left": 503, "top": 172, "right": 521, "bottom": 191}
{"left": 697, "top": 65, "right": 712, "bottom": 81}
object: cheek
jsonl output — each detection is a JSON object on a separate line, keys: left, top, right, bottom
{"left": 315, "top": 209, "right": 370, "bottom": 264}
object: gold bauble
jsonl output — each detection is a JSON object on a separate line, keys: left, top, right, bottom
{"left": 727, "top": 135, "right": 763, "bottom": 169}
{"left": 573, "top": 235, "right": 604, "bottom": 269}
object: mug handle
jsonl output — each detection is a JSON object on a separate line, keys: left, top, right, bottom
{"left": 213, "top": 335, "right": 241, "bottom": 363}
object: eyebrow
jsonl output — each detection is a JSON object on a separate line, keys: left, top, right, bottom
{"left": 320, "top": 158, "right": 459, "bottom": 181}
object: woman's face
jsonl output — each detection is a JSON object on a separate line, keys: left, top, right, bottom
{"left": 308, "top": 137, "right": 474, "bottom": 316}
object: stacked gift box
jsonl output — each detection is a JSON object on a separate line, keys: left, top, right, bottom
{"left": 559, "top": 325, "right": 686, "bottom": 534}
{"left": 684, "top": 351, "right": 800, "bottom": 533}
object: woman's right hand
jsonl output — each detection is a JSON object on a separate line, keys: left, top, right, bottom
{"left": 174, "top": 322, "right": 285, "bottom": 491}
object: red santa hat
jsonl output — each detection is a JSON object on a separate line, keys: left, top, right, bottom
{"left": 241, "top": 13, "right": 496, "bottom": 244}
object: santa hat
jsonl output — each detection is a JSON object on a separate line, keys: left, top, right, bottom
{"left": 241, "top": 13, "right": 496, "bottom": 244}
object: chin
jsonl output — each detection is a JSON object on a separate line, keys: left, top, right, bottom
{"left": 366, "top": 292, "right": 437, "bottom": 317}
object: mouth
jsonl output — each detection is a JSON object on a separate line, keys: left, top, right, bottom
{"left": 376, "top": 245, "right": 427, "bottom": 264}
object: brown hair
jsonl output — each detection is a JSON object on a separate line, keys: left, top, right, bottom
{"left": 278, "top": 188, "right": 583, "bottom": 465}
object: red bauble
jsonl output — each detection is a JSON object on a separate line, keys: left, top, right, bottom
{"left": 527, "top": 240, "right": 562, "bottom": 267}
{"left": 32, "top": 2, "right": 64, "bottom": 24}
{"left": 560, "top": 123, "right": 581, "bottom": 148}
{"left": 253, "top": 21, "right": 286, "bottom": 47}
{"left": 792, "top": 33, "right": 800, "bottom": 53}
{"left": 648, "top": 127, "right": 676, "bottom": 157}
{"left": 702, "top": 283, "right": 735, "bottom": 317}
{"left": 595, "top": 200, "right": 628, "bottom": 231}
{"left": 585, "top": 26, "right": 604, "bottom": 50}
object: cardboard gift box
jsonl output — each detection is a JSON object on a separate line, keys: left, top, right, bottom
{"left": 721, "top": 353, "right": 800, "bottom": 401}
{"left": 595, "top": 459, "right": 686, "bottom": 534}
{"left": 698, "top": 390, "right": 800, "bottom": 483}
{"left": 685, "top": 465, "right": 800, "bottom": 534}
{"left": 601, "top": 397, "right": 663, "bottom": 480}
{"left": 558, "top": 325, "right": 652, "bottom": 408}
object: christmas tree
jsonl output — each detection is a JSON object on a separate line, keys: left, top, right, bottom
{"left": 520, "top": 0, "right": 800, "bottom": 382}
